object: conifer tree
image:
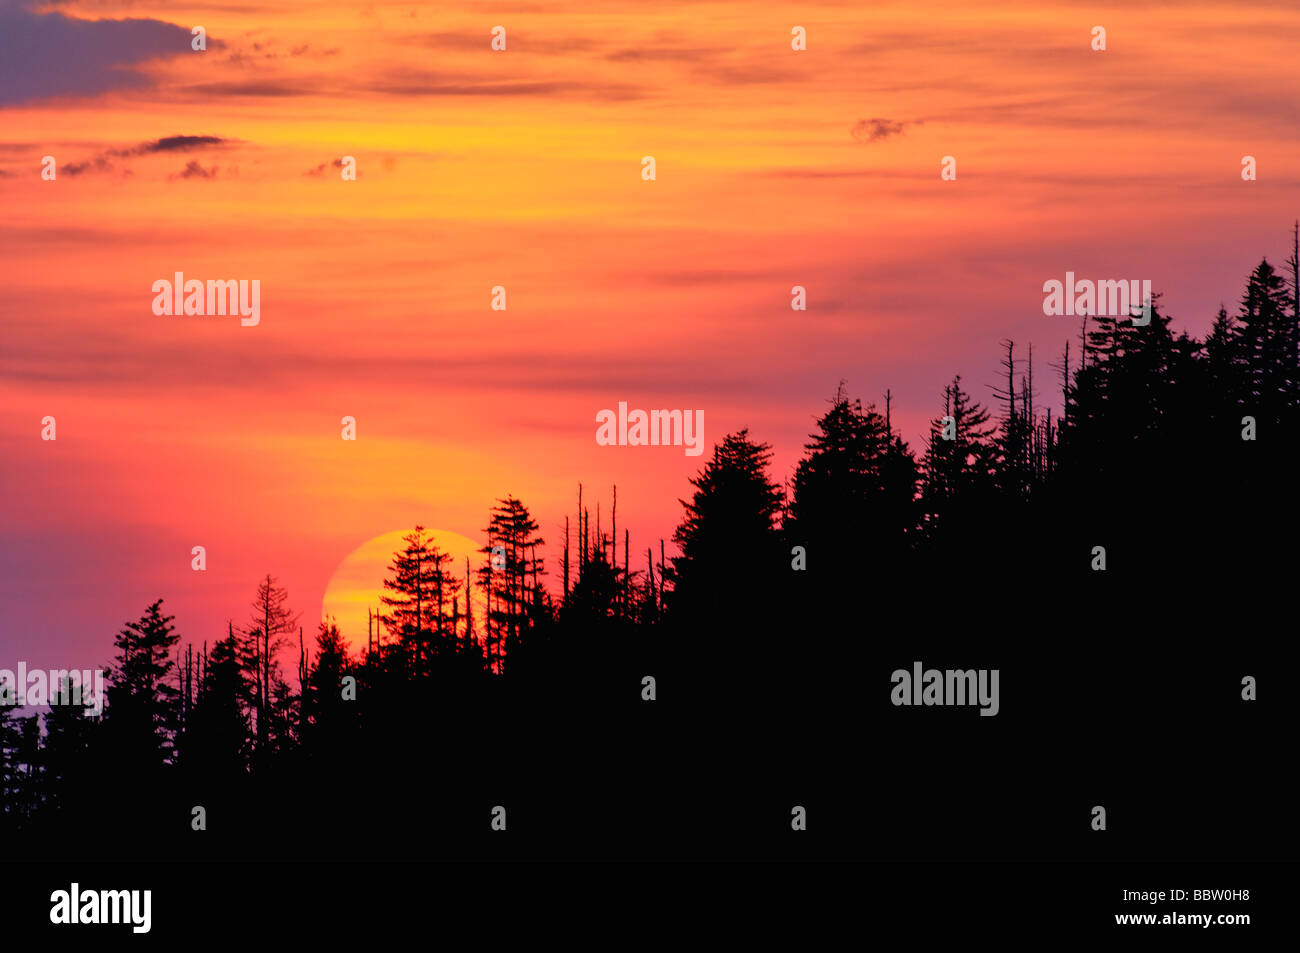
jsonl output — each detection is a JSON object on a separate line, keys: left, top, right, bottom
{"left": 1236, "top": 259, "right": 1296, "bottom": 424}
{"left": 479, "top": 498, "right": 545, "bottom": 672}
{"left": 303, "top": 619, "right": 354, "bottom": 751}
{"left": 184, "top": 634, "right": 250, "bottom": 779}
{"left": 669, "top": 429, "right": 784, "bottom": 620}
{"left": 105, "top": 599, "right": 182, "bottom": 769}
{"left": 788, "top": 383, "right": 917, "bottom": 575}
{"left": 41, "top": 676, "right": 98, "bottom": 817}
{"left": 243, "top": 575, "right": 299, "bottom": 764}
{"left": 381, "top": 527, "right": 458, "bottom": 674}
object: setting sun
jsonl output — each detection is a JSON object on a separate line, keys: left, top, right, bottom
{"left": 320, "top": 528, "right": 486, "bottom": 653}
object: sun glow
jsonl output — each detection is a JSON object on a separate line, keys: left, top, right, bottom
{"left": 320, "top": 528, "right": 486, "bottom": 653}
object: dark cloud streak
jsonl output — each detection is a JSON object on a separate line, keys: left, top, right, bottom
{"left": 850, "top": 118, "right": 914, "bottom": 142}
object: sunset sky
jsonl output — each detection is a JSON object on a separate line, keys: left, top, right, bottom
{"left": 2, "top": 0, "right": 1298, "bottom": 666}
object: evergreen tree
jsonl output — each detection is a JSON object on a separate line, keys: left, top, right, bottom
{"left": 0, "top": 701, "right": 24, "bottom": 831}
{"left": 380, "top": 527, "right": 457, "bottom": 674}
{"left": 184, "top": 634, "right": 250, "bottom": 779}
{"left": 479, "top": 498, "right": 546, "bottom": 673}
{"left": 787, "top": 383, "right": 918, "bottom": 576}
{"left": 105, "top": 599, "right": 182, "bottom": 770}
{"left": 1235, "top": 259, "right": 1296, "bottom": 425}
{"left": 668, "top": 429, "right": 784, "bottom": 621}
{"left": 919, "top": 376, "right": 996, "bottom": 536}
{"left": 303, "top": 619, "right": 355, "bottom": 752}
{"left": 40, "top": 676, "right": 98, "bottom": 818}
{"left": 243, "top": 575, "right": 299, "bottom": 762}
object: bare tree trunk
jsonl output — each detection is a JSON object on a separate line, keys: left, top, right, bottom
{"left": 260, "top": 589, "right": 270, "bottom": 754}
{"left": 297, "top": 625, "right": 307, "bottom": 737}
{"left": 484, "top": 561, "right": 494, "bottom": 672}
{"left": 414, "top": 550, "right": 423, "bottom": 675}
{"left": 646, "top": 546, "right": 655, "bottom": 614}
{"left": 1290, "top": 220, "right": 1299, "bottom": 318}
{"left": 659, "top": 540, "right": 666, "bottom": 612}
{"left": 1061, "top": 339, "right": 1070, "bottom": 424}
{"left": 465, "top": 557, "right": 474, "bottom": 654}
{"left": 436, "top": 563, "right": 445, "bottom": 658}
{"left": 451, "top": 595, "right": 459, "bottom": 656}
{"left": 577, "top": 484, "right": 585, "bottom": 569}
{"left": 1026, "top": 342, "right": 1034, "bottom": 481}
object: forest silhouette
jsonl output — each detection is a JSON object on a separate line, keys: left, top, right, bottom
{"left": 4, "top": 237, "right": 1299, "bottom": 860}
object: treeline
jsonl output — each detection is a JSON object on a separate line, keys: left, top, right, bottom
{"left": 3, "top": 236, "right": 1298, "bottom": 851}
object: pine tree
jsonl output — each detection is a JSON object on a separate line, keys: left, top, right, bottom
{"left": 478, "top": 498, "right": 545, "bottom": 673}
{"left": 668, "top": 429, "right": 784, "bottom": 620}
{"left": 303, "top": 619, "right": 355, "bottom": 752}
{"left": 787, "top": 383, "right": 917, "bottom": 576}
{"left": 1236, "top": 259, "right": 1296, "bottom": 425}
{"left": 0, "top": 700, "right": 23, "bottom": 831}
{"left": 184, "top": 634, "right": 250, "bottom": 779}
{"left": 105, "top": 599, "right": 182, "bottom": 770}
{"left": 41, "top": 676, "right": 98, "bottom": 818}
{"left": 380, "top": 527, "right": 458, "bottom": 675}
{"left": 1205, "top": 305, "right": 1240, "bottom": 398}
{"left": 920, "top": 376, "right": 996, "bottom": 528}
{"left": 244, "top": 575, "right": 299, "bottom": 763}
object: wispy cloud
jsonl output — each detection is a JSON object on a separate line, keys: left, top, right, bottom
{"left": 303, "top": 158, "right": 348, "bottom": 177}
{"left": 121, "top": 135, "right": 231, "bottom": 154}
{"left": 170, "top": 160, "right": 217, "bottom": 179}
{"left": 227, "top": 39, "right": 339, "bottom": 65}
{"left": 59, "top": 135, "right": 232, "bottom": 176}
{"left": 184, "top": 81, "right": 316, "bottom": 98}
{"left": 850, "top": 118, "right": 915, "bottom": 142}
{"left": 63, "top": 156, "right": 116, "bottom": 176}
{"left": 363, "top": 73, "right": 644, "bottom": 100}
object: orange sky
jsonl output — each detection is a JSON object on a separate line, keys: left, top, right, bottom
{"left": 2, "top": 0, "right": 1298, "bottom": 662}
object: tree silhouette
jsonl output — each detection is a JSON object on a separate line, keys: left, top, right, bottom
{"left": 479, "top": 497, "right": 546, "bottom": 674}
{"left": 182, "top": 633, "right": 249, "bottom": 781}
{"left": 105, "top": 599, "right": 181, "bottom": 771}
{"left": 668, "top": 428, "right": 784, "bottom": 626}
{"left": 0, "top": 701, "right": 28, "bottom": 832}
{"left": 40, "top": 676, "right": 98, "bottom": 819}
{"left": 302, "top": 618, "right": 356, "bottom": 754}
{"left": 788, "top": 383, "right": 918, "bottom": 580}
{"left": 1235, "top": 259, "right": 1296, "bottom": 427}
{"left": 15, "top": 231, "right": 1300, "bottom": 861}
{"left": 380, "top": 526, "right": 457, "bottom": 675}
{"left": 919, "top": 376, "right": 996, "bottom": 548}
{"left": 243, "top": 575, "right": 299, "bottom": 765}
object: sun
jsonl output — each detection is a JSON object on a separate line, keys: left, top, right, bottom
{"left": 321, "top": 528, "right": 486, "bottom": 654}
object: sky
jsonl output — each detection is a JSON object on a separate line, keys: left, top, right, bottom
{"left": 2, "top": 0, "right": 1299, "bottom": 667}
